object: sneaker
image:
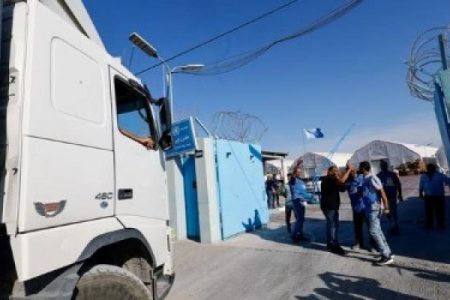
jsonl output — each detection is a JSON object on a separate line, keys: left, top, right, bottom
{"left": 331, "top": 245, "right": 346, "bottom": 256}
{"left": 375, "top": 255, "right": 394, "bottom": 266}
{"left": 300, "top": 235, "right": 311, "bottom": 241}
{"left": 290, "top": 236, "right": 300, "bottom": 244}
{"left": 291, "top": 233, "right": 304, "bottom": 244}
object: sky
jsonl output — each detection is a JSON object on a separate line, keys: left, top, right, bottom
{"left": 84, "top": 0, "right": 450, "bottom": 158}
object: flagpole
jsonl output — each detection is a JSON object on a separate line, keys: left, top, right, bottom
{"left": 302, "top": 130, "right": 307, "bottom": 155}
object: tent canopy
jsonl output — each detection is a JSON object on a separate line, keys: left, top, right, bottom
{"left": 291, "top": 152, "right": 352, "bottom": 178}
{"left": 349, "top": 140, "right": 438, "bottom": 173}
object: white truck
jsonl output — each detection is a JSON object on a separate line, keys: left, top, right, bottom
{"left": 0, "top": 0, "right": 175, "bottom": 299}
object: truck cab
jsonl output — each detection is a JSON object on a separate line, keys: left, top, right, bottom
{"left": 0, "top": 0, "right": 174, "bottom": 299}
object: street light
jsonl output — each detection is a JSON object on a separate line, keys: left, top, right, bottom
{"left": 128, "top": 33, "right": 204, "bottom": 120}
{"left": 168, "top": 64, "right": 204, "bottom": 120}
{"left": 129, "top": 33, "right": 158, "bottom": 58}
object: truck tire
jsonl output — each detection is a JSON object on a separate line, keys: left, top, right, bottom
{"left": 73, "top": 264, "right": 152, "bottom": 300}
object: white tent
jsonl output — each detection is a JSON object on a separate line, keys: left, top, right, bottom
{"left": 291, "top": 152, "right": 352, "bottom": 178}
{"left": 349, "top": 140, "right": 438, "bottom": 174}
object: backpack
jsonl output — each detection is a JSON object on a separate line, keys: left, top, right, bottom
{"left": 362, "top": 175, "right": 379, "bottom": 205}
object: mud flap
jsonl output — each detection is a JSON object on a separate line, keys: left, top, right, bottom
{"left": 152, "top": 267, "right": 175, "bottom": 300}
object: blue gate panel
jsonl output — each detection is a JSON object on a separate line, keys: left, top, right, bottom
{"left": 215, "top": 140, "right": 269, "bottom": 239}
{"left": 182, "top": 156, "right": 200, "bottom": 239}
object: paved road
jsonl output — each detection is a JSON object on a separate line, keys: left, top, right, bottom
{"left": 167, "top": 176, "right": 450, "bottom": 300}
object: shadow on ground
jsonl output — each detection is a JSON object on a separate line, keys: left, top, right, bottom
{"left": 296, "top": 272, "right": 426, "bottom": 300}
{"left": 248, "top": 195, "right": 450, "bottom": 265}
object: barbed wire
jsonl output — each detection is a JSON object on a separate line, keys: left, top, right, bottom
{"left": 406, "top": 26, "right": 450, "bottom": 102}
{"left": 212, "top": 111, "right": 268, "bottom": 144}
{"left": 184, "top": 0, "right": 363, "bottom": 75}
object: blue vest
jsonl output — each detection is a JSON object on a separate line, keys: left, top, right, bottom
{"left": 346, "top": 175, "right": 365, "bottom": 213}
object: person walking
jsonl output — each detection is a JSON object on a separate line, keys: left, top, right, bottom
{"left": 284, "top": 173, "right": 296, "bottom": 233}
{"left": 289, "top": 167, "right": 311, "bottom": 243}
{"left": 377, "top": 160, "right": 403, "bottom": 235}
{"left": 419, "top": 163, "right": 449, "bottom": 230}
{"left": 345, "top": 166, "right": 376, "bottom": 251}
{"left": 359, "top": 161, "right": 393, "bottom": 266}
{"left": 320, "top": 165, "right": 352, "bottom": 255}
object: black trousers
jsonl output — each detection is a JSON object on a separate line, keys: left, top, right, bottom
{"left": 285, "top": 205, "right": 297, "bottom": 233}
{"left": 274, "top": 193, "right": 280, "bottom": 208}
{"left": 424, "top": 196, "right": 445, "bottom": 229}
{"left": 353, "top": 210, "right": 376, "bottom": 249}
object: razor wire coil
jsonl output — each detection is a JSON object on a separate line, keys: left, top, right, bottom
{"left": 406, "top": 26, "right": 450, "bottom": 102}
{"left": 212, "top": 111, "right": 268, "bottom": 144}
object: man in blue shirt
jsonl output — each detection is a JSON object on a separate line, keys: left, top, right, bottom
{"left": 289, "top": 167, "right": 311, "bottom": 243}
{"left": 359, "top": 161, "right": 393, "bottom": 266}
{"left": 377, "top": 160, "right": 403, "bottom": 235}
{"left": 419, "top": 163, "right": 449, "bottom": 229}
{"left": 345, "top": 166, "right": 375, "bottom": 251}
{"left": 284, "top": 173, "right": 296, "bottom": 233}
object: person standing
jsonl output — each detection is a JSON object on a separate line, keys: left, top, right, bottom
{"left": 419, "top": 163, "right": 449, "bottom": 230}
{"left": 377, "top": 160, "right": 403, "bottom": 235}
{"left": 284, "top": 173, "right": 296, "bottom": 233}
{"left": 273, "top": 174, "right": 281, "bottom": 208}
{"left": 265, "top": 175, "right": 276, "bottom": 209}
{"left": 345, "top": 166, "right": 376, "bottom": 251}
{"left": 345, "top": 166, "right": 364, "bottom": 248}
{"left": 320, "top": 165, "right": 351, "bottom": 255}
{"left": 289, "top": 167, "right": 311, "bottom": 243}
{"left": 359, "top": 161, "right": 393, "bottom": 266}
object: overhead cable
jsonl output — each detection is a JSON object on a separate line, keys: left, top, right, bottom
{"left": 136, "top": 0, "right": 300, "bottom": 75}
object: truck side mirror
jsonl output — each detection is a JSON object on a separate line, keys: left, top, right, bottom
{"left": 159, "top": 97, "right": 173, "bottom": 150}
{"left": 159, "top": 97, "right": 172, "bottom": 132}
{"left": 159, "top": 129, "right": 172, "bottom": 151}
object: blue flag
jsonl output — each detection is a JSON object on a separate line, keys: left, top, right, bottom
{"left": 304, "top": 128, "right": 324, "bottom": 139}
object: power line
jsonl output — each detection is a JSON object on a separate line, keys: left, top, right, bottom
{"left": 135, "top": 0, "right": 300, "bottom": 75}
{"left": 190, "top": 0, "right": 363, "bottom": 75}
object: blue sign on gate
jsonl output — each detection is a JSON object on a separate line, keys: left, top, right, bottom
{"left": 165, "top": 117, "right": 197, "bottom": 158}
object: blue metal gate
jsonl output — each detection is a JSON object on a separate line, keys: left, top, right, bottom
{"left": 182, "top": 156, "right": 200, "bottom": 240}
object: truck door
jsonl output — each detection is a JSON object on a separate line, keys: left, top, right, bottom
{"left": 110, "top": 69, "right": 169, "bottom": 220}
{"left": 18, "top": 1, "right": 114, "bottom": 232}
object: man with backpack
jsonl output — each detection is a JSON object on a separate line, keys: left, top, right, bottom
{"left": 359, "top": 161, "right": 394, "bottom": 266}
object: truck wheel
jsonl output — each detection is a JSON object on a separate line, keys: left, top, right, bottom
{"left": 73, "top": 264, "right": 152, "bottom": 300}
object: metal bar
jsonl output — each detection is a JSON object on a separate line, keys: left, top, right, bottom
{"left": 194, "top": 117, "right": 212, "bottom": 137}
{"left": 439, "top": 34, "right": 448, "bottom": 70}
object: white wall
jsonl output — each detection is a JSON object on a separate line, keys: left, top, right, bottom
{"left": 195, "top": 138, "right": 221, "bottom": 243}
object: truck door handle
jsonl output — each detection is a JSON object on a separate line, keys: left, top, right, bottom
{"left": 118, "top": 189, "right": 133, "bottom": 200}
